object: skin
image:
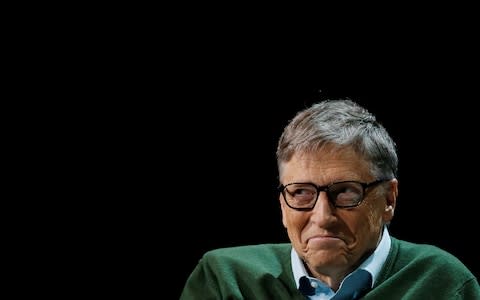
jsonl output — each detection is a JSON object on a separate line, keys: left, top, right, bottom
{"left": 279, "top": 147, "right": 398, "bottom": 291}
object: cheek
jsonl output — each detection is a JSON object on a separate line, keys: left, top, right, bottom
{"left": 281, "top": 200, "right": 304, "bottom": 226}
{"left": 284, "top": 210, "right": 302, "bottom": 228}
{"left": 282, "top": 209, "right": 307, "bottom": 239}
{"left": 361, "top": 201, "right": 385, "bottom": 233}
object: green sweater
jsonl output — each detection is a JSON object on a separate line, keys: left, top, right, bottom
{"left": 180, "top": 238, "right": 479, "bottom": 299}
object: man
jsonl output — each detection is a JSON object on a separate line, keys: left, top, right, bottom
{"left": 180, "top": 99, "right": 479, "bottom": 299}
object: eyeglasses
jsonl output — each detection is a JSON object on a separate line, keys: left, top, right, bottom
{"left": 278, "top": 179, "right": 390, "bottom": 211}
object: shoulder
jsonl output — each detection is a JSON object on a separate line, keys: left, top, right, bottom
{"left": 181, "top": 243, "right": 302, "bottom": 299}
{"left": 393, "top": 237, "right": 466, "bottom": 264}
{"left": 201, "top": 243, "right": 292, "bottom": 273}
{"left": 373, "top": 237, "right": 479, "bottom": 298}
{"left": 204, "top": 243, "right": 291, "bottom": 262}
{"left": 390, "top": 237, "right": 475, "bottom": 278}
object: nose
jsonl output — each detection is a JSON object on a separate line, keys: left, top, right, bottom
{"left": 309, "top": 192, "right": 336, "bottom": 225}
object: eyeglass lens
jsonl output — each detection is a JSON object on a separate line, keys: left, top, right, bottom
{"left": 284, "top": 182, "right": 364, "bottom": 208}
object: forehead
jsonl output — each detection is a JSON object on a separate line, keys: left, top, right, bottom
{"left": 279, "top": 147, "right": 372, "bottom": 184}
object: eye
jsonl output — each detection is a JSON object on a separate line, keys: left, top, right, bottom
{"left": 293, "top": 188, "right": 314, "bottom": 197}
{"left": 329, "top": 182, "right": 363, "bottom": 205}
{"left": 286, "top": 185, "right": 316, "bottom": 204}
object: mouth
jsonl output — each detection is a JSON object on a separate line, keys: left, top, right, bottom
{"left": 307, "top": 235, "right": 340, "bottom": 242}
{"left": 305, "top": 234, "right": 344, "bottom": 248}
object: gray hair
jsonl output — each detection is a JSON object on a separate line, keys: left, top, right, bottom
{"left": 276, "top": 99, "right": 398, "bottom": 179}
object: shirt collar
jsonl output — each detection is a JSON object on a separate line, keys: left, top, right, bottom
{"left": 292, "top": 226, "right": 391, "bottom": 289}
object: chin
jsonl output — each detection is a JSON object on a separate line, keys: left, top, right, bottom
{"left": 304, "top": 249, "right": 348, "bottom": 267}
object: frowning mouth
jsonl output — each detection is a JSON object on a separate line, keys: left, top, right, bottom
{"left": 305, "top": 234, "right": 345, "bottom": 248}
{"left": 307, "top": 235, "right": 340, "bottom": 242}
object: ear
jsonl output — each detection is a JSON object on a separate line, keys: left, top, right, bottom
{"left": 383, "top": 178, "right": 398, "bottom": 223}
{"left": 279, "top": 194, "right": 288, "bottom": 228}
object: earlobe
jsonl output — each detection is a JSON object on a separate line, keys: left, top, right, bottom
{"left": 388, "top": 178, "right": 398, "bottom": 209}
{"left": 383, "top": 179, "right": 398, "bottom": 222}
{"left": 383, "top": 204, "right": 395, "bottom": 223}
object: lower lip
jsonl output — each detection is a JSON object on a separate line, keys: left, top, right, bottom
{"left": 307, "top": 236, "right": 342, "bottom": 248}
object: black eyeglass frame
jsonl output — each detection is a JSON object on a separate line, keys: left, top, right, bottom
{"left": 278, "top": 179, "right": 391, "bottom": 211}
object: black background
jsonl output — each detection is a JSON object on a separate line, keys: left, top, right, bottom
{"left": 23, "top": 10, "right": 480, "bottom": 299}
